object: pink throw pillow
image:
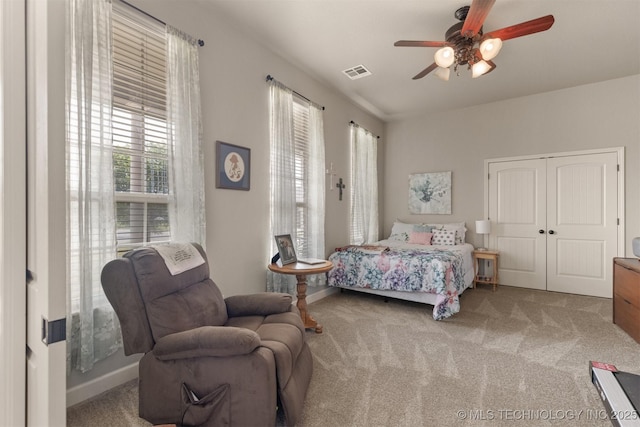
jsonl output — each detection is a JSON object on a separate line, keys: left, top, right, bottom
{"left": 408, "top": 231, "right": 432, "bottom": 245}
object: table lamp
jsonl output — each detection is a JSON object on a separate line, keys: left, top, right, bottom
{"left": 475, "top": 220, "right": 491, "bottom": 251}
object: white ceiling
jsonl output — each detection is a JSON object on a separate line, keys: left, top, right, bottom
{"left": 196, "top": 0, "right": 640, "bottom": 122}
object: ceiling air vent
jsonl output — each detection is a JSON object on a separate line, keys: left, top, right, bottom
{"left": 342, "top": 64, "right": 372, "bottom": 80}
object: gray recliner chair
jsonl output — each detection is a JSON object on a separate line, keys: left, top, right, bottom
{"left": 100, "top": 243, "right": 313, "bottom": 426}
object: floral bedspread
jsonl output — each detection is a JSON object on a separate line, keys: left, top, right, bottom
{"left": 327, "top": 245, "right": 469, "bottom": 320}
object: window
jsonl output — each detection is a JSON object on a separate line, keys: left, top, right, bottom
{"left": 112, "top": 3, "right": 170, "bottom": 254}
{"left": 268, "top": 79, "right": 325, "bottom": 293}
{"left": 66, "top": 0, "right": 203, "bottom": 373}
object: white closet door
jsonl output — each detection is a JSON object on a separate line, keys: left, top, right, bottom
{"left": 546, "top": 153, "right": 618, "bottom": 297}
{"left": 489, "top": 159, "right": 547, "bottom": 290}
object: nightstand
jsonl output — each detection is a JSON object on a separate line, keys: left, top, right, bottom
{"left": 473, "top": 250, "right": 500, "bottom": 291}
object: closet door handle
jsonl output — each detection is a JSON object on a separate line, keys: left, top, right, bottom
{"left": 548, "top": 230, "right": 555, "bottom": 235}
{"left": 539, "top": 229, "right": 545, "bottom": 234}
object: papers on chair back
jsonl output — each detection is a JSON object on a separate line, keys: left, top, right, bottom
{"left": 152, "top": 243, "right": 205, "bottom": 275}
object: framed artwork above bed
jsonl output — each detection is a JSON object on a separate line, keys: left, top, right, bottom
{"left": 408, "top": 171, "right": 451, "bottom": 214}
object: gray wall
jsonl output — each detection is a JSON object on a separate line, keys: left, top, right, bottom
{"left": 384, "top": 75, "right": 640, "bottom": 252}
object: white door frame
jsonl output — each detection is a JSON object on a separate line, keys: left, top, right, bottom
{"left": 25, "top": 0, "right": 67, "bottom": 425}
{"left": 0, "top": 0, "right": 27, "bottom": 425}
{"left": 484, "top": 147, "right": 625, "bottom": 259}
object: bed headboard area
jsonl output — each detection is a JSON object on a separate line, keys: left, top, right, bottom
{"left": 388, "top": 220, "right": 467, "bottom": 245}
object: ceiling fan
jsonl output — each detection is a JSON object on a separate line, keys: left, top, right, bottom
{"left": 394, "top": 0, "right": 554, "bottom": 80}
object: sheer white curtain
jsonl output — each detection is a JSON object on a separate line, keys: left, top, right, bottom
{"left": 306, "top": 104, "right": 326, "bottom": 286}
{"left": 66, "top": 0, "right": 121, "bottom": 373}
{"left": 267, "top": 80, "right": 327, "bottom": 291}
{"left": 166, "top": 26, "right": 205, "bottom": 246}
{"left": 267, "top": 80, "right": 297, "bottom": 293}
{"left": 350, "top": 123, "right": 379, "bottom": 244}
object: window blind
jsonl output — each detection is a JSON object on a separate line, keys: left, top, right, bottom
{"left": 293, "top": 95, "right": 310, "bottom": 257}
{"left": 112, "top": 2, "right": 170, "bottom": 249}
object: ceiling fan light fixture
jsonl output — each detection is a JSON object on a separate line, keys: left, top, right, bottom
{"left": 479, "top": 37, "right": 502, "bottom": 60}
{"left": 434, "top": 46, "right": 455, "bottom": 68}
{"left": 472, "top": 60, "right": 492, "bottom": 78}
{"left": 434, "top": 67, "right": 450, "bottom": 81}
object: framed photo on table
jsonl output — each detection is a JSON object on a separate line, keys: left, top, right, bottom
{"left": 275, "top": 234, "right": 297, "bottom": 265}
{"left": 216, "top": 141, "right": 251, "bottom": 190}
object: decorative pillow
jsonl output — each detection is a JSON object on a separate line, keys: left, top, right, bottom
{"left": 389, "top": 221, "right": 465, "bottom": 244}
{"left": 389, "top": 220, "right": 415, "bottom": 241}
{"left": 431, "top": 229, "right": 456, "bottom": 245}
{"left": 427, "top": 222, "right": 466, "bottom": 244}
{"left": 408, "top": 231, "right": 432, "bottom": 245}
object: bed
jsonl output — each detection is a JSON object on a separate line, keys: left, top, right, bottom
{"left": 327, "top": 221, "right": 475, "bottom": 320}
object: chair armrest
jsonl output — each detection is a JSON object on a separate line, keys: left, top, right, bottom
{"left": 225, "top": 292, "right": 293, "bottom": 317}
{"left": 153, "top": 326, "right": 260, "bottom": 360}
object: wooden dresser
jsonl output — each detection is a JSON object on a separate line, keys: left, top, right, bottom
{"left": 613, "top": 258, "right": 640, "bottom": 343}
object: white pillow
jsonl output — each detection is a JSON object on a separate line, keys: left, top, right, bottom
{"left": 431, "top": 229, "right": 456, "bottom": 245}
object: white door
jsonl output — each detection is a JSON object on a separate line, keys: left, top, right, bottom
{"left": 489, "top": 159, "right": 547, "bottom": 290}
{"left": 546, "top": 153, "right": 618, "bottom": 298}
{"left": 0, "top": 0, "right": 27, "bottom": 425}
{"left": 488, "top": 151, "right": 620, "bottom": 298}
{"left": 25, "top": 0, "right": 67, "bottom": 425}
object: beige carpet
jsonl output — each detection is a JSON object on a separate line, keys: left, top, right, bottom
{"left": 68, "top": 285, "right": 640, "bottom": 426}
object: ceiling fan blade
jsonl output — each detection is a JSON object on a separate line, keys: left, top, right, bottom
{"left": 395, "top": 40, "right": 447, "bottom": 48}
{"left": 412, "top": 63, "right": 438, "bottom": 80}
{"left": 461, "top": 0, "right": 496, "bottom": 38}
{"left": 484, "top": 15, "right": 555, "bottom": 41}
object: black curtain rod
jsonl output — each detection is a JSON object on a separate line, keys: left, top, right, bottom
{"left": 266, "top": 75, "right": 325, "bottom": 110}
{"left": 349, "top": 121, "right": 380, "bottom": 139}
{"left": 120, "top": 0, "right": 205, "bottom": 46}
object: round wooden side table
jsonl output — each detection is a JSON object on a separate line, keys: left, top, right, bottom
{"left": 268, "top": 260, "right": 332, "bottom": 333}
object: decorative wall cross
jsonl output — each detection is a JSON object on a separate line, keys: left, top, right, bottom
{"left": 336, "top": 178, "right": 345, "bottom": 201}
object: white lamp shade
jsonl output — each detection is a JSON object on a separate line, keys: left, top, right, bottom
{"left": 434, "top": 66, "right": 450, "bottom": 81}
{"left": 434, "top": 46, "right": 455, "bottom": 68}
{"left": 633, "top": 237, "right": 640, "bottom": 257}
{"left": 472, "top": 60, "right": 492, "bottom": 78}
{"left": 479, "top": 37, "right": 502, "bottom": 60}
{"left": 476, "top": 220, "right": 491, "bottom": 235}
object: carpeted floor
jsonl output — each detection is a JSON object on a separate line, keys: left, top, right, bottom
{"left": 68, "top": 285, "right": 640, "bottom": 426}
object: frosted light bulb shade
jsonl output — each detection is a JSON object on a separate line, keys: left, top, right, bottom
{"left": 479, "top": 37, "right": 502, "bottom": 60}
{"left": 434, "top": 47, "right": 455, "bottom": 68}
{"left": 472, "top": 60, "right": 492, "bottom": 78}
{"left": 434, "top": 66, "right": 450, "bottom": 81}
{"left": 475, "top": 220, "right": 491, "bottom": 235}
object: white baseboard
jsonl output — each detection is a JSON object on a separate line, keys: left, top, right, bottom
{"left": 66, "top": 361, "right": 139, "bottom": 407}
{"left": 300, "top": 286, "right": 339, "bottom": 305}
